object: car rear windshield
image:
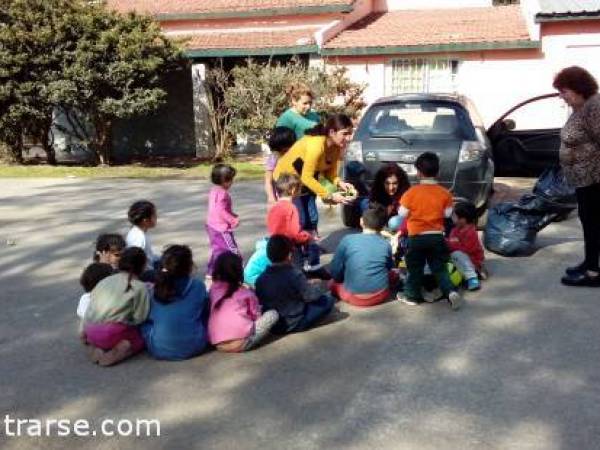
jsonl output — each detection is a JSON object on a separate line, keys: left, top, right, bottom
{"left": 356, "top": 100, "right": 477, "bottom": 142}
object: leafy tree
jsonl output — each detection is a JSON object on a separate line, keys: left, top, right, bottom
{"left": 52, "top": 4, "right": 183, "bottom": 165}
{"left": 0, "top": 0, "right": 82, "bottom": 164}
{"left": 0, "top": 0, "right": 183, "bottom": 165}
{"left": 221, "top": 58, "right": 366, "bottom": 151}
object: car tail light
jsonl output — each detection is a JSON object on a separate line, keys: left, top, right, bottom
{"left": 346, "top": 141, "right": 363, "bottom": 163}
{"left": 458, "top": 141, "right": 485, "bottom": 163}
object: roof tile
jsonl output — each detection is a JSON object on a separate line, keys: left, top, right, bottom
{"left": 185, "top": 28, "right": 316, "bottom": 50}
{"left": 107, "top": 0, "right": 353, "bottom": 15}
{"left": 325, "top": 5, "right": 531, "bottom": 49}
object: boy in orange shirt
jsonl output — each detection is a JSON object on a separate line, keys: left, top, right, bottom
{"left": 396, "top": 152, "right": 462, "bottom": 310}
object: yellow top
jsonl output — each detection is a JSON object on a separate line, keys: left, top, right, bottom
{"left": 273, "top": 135, "right": 341, "bottom": 198}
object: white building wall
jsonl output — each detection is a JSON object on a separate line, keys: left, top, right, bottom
{"left": 341, "top": 55, "right": 566, "bottom": 127}
{"left": 374, "top": 0, "right": 492, "bottom": 11}
{"left": 542, "top": 32, "right": 600, "bottom": 80}
{"left": 340, "top": 61, "right": 386, "bottom": 107}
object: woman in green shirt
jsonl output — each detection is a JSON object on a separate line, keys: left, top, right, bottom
{"left": 276, "top": 83, "right": 321, "bottom": 140}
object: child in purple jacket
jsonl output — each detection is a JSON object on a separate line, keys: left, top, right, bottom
{"left": 206, "top": 164, "right": 240, "bottom": 277}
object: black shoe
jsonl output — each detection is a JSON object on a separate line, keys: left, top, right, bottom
{"left": 561, "top": 272, "right": 600, "bottom": 287}
{"left": 565, "top": 262, "right": 587, "bottom": 276}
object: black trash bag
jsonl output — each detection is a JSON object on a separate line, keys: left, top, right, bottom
{"left": 484, "top": 203, "right": 539, "bottom": 256}
{"left": 516, "top": 194, "right": 566, "bottom": 231}
{"left": 533, "top": 165, "right": 577, "bottom": 209}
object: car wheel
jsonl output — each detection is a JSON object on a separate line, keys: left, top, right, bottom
{"left": 342, "top": 203, "right": 361, "bottom": 228}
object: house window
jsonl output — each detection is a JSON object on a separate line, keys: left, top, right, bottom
{"left": 389, "top": 58, "right": 459, "bottom": 94}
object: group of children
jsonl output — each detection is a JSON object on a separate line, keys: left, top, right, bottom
{"left": 76, "top": 135, "right": 486, "bottom": 366}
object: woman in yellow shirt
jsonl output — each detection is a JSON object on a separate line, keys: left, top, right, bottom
{"left": 273, "top": 114, "right": 355, "bottom": 270}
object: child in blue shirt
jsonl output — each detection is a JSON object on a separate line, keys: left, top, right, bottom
{"left": 329, "top": 205, "right": 395, "bottom": 307}
{"left": 141, "top": 245, "right": 209, "bottom": 360}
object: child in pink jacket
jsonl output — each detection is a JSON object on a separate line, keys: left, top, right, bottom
{"left": 206, "top": 164, "right": 241, "bottom": 277}
{"left": 208, "top": 252, "right": 278, "bottom": 352}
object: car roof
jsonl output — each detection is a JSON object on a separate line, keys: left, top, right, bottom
{"left": 370, "top": 93, "right": 471, "bottom": 107}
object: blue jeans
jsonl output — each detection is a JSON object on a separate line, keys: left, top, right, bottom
{"left": 293, "top": 194, "right": 318, "bottom": 231}
{"left": 292, "top": 294, "right": 335, "bottom": 332}
{"left": 293, "top": 194, "right": 320, "bottom": 266}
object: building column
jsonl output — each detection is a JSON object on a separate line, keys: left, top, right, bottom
{"left": 191, "top": 62, "right": 215, "bottom": 158}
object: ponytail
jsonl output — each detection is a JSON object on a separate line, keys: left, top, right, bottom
{"left": 154, "top": 245, "right": 194, "bottom": 303}
{"left": 212, "top": 252, "right": 244, "bottom": 309}
{"left": 117, "top": 247, "right": 147, "bottom": 292}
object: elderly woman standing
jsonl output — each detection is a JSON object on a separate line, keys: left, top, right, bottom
{"left": 553, "top": 66, "right": 600, "bottom": 287}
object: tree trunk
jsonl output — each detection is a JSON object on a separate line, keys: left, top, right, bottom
{"left": 93, "top": 118, "right": 113, "bottom": 166}
{"left": 41, "top": 122, "right": 56, "bottom": 166}
{"left": 10, "top": 134, "right": 24, "bottom": 164}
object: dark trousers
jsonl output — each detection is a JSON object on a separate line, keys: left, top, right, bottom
{"left": 576, "top": 182, "right": 600, "bottom": 272}
{"left": 404, "top": 234, "right": 453, "bottom": 300}
{"left": 292, "top": 294, "right": 335, "bottom": 332}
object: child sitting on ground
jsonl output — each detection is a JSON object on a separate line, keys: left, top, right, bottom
{"left": 329, "top": 205, "right": 396, "bottom": 307}
{"left": 77, "top": 262, "right": 115, "bottom": 320}
{"left": 264, "top": 127, "right": 296, "bottom": 205}
{"left": 208, "top": 252, "right": 279, "bottom": 352}
{"left": 141, "top": 245, "right": 210, "bottom": 360}
{"left": 206, "top": 164, "right": 240, "bottom": 279}
{"left": 82, "top": 247, "right": 150, "bottom": 366}
{"left": 396, "top": 152, "right": 462, "bottom": 310}
{"left": 93, "top": 233, "right": 126, "bottom": 270}
{"left": 447, "top": 202, "right": 485, "bottom": 291}
{"left": 255, "top": 235, "right": 334, "bottom": 334}
{"left": 126, "top": 200, "right": 160, "bottom": 281}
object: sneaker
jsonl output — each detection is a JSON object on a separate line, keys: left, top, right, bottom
{"left": 422, "top": 288, "right": 443, "bottom": 303}
{"left": 396, "top": 292, "right": 423, "bottom": 306}
{"left": 467, "top": 278, "right": 481, "bottom": 291}
{"left": 448, "top": 291, "right": 462, "bottom": 311}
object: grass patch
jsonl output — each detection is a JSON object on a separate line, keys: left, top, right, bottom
{"left": 0, "top": 161, "right": 264, "bottom": 180}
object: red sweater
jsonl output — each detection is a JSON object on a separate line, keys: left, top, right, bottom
{"left": 267, "top": 200, "right": 311, "bottom": 244}
{"left": 447, "top": 224, "right": 484, "bottom": 269}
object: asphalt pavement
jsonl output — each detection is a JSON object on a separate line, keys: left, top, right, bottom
{"left": 1, "top": 178, "right": 598, "bottom": 450}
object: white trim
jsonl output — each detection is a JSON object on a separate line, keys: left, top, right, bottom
{"left": 314, "top": 20, "right": 341, "bottom": 47}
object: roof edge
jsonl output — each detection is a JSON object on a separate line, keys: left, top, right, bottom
{"left": 535, "top": 12, "right": 600, "bottom": 23}
{"left": 321, "top": 40, "right": 541, "bottom": 56}
{"left": 185, "top": 44, "right": 319, "bottom": 58}
{"left": 155, "top": 4, "right": 354, "bottom": 21}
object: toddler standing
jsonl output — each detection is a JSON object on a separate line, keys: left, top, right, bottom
{"left": 206, "top": 164, "right": 240, "bottom": 277}
{"left": 396, "top": 152, "right": 462, "bottom": 310}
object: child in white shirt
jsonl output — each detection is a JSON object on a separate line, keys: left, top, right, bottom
{"left": 126, "top": 200, "right": 160, "bottom": 281}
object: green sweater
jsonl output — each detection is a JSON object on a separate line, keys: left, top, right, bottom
{"left": 84, "top": 272, "right": 150, "bottom": 326}
{"left": 276, "top": 108, "right": 320, "bottom": 139}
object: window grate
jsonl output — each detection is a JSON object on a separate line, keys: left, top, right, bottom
{"left": 389, "top": 58, "right": 458, "bottom": 94}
